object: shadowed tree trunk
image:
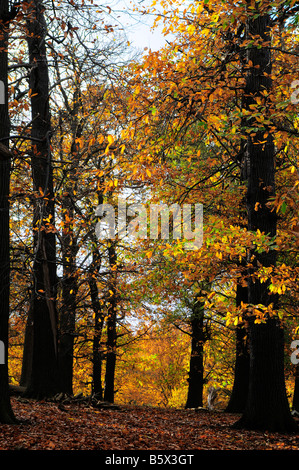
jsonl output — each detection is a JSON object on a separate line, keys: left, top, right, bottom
{"left": 292, "top": 364, "right": 299, "bottom": 413}
{"left": 57, "top": 91, "right": 82, "bottom": 395}
{"left": 226, "top": 282, "right": 249, "bottom": 413}
{"left": 23, "top": 0, "right": 59, "bottom": 398}
{"left": 233, "top": 4, "right": 297, "bottom": 432}
{"left": 89, "top": 248, "right": 104, "bottom": 399}
{"left": 89, "top": 190, "right": 105, "bottom": 398}
{"left": 0, "top": 1, "right": 18, "bottom": 423}
{"left": 104, "top": 242, "right": 118, "bottom": 403}
{"left": 185, "top": 297, "right": 206, "bottom": 409}
{"left": 226, "top": 74, "right": 250, "bottom": 414}
{"left": 58, "top": 197, "right": 78, "bottom": 394}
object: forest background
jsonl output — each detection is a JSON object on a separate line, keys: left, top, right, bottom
{"left": 0, "top": 0, "right": 298, "bottom": 434}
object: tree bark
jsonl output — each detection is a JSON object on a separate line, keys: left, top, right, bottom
{"left": 104, "top": 243, "right": 118, "bottom": 403}
{"left": 292, "top": 364, "right": 299, "bottom": 413}
{"left": 20, "top": 306, "right": 33, "bottom": 388}
{"left": 59, "top": 207, "right": 78, "bottom": 394}
{"left": 0, "top": 1, "right": 17, "bottom": 423}
{"left": 58, "top": 126, "right": 81, "bottom": 395}
{"left": 89, "top": 266, "right": 104, "bottom": 398}
{"left": 23, "top": 0, "right": 59, "bottom": 398}
{"left": 234, "top": 4, "right": 297, "bottom": 432}
{"left": 226, "top": 282, "right": 250, "bottom": 413}
{"left": 185, "top": 298, "right": 205, "bottom": 409}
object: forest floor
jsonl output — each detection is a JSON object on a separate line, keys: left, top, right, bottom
{"left": 0, "top": 397, "right": 298, "bottom": 454}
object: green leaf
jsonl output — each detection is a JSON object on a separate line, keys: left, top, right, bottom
{"left": 281, "top": 201, "right": 287, "bottom": 214}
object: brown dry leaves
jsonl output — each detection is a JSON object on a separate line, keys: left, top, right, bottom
{"left": 0, "top": 398, "right": 298, "bottom": 451}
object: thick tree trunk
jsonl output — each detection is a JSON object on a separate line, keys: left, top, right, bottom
{"left": 88, "top": 244, "right": 104, "bottom": 398}
{"left": 20, "top": 306, "right": 33, "bottom": 388}
{"left": 23, "top": 0, "right": 59, "bottom": 398}
{"left": 0, "top": 2, "right": 18, "bottom": 424}
{"left": 292, "top": 364, "right": 299, "bottom": 413}
{"left": 185, "top": 299, "right": 205, "bottom": 409}
{"left": 57, "top": 83, "right": 82, "bottom": 395}
{"left": 89, "top": 272, "right": 104, "bottom": 398}
{"left": 104, "top": 243, "right": 117, "bottom": 403}
{"left": 226, "top": 283, "right": 249, "bottom": 413}
{"left": 234, "top": 5, "right": 297, "bottom": 432}
{"left": 226, "top": 93, "right": 250, "bottom": 414}
{"left": 59, "top": 221, "right": 77, "bottom": 394}
{"left": 58, "top": 186, "right": 78, "bottom": 394}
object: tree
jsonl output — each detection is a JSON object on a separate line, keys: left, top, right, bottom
{"left": 0, "top": 0, "right": 18, "bottom": 423}
{"left": 133, "top": 0, "right": 299, "bottom": 430}
{"left": 185, "top": 295, "right": 207, "bottom": 409}
{"left": 22, "top": 0, "right": 59, "bottom": 398}
{"left": 226, "top": 270, "right": 249, "bottom": 413}
{"left": 233, "top": 2, "right": 297, "bottom": 432}
{"left": 293, "top": 364, "right": 299, "bottom": 413}
{"left": 55, "top": 64, "right": 82, "bottom": 396}
{"left": 103, "top": 241, "right": 118, "bottom": 403}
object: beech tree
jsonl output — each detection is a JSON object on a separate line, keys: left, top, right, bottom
{"left": 0, "top": 0, "right": 18, "bottom": 424}
{"left": 233, "top": 2, "right": 297, "bottom": 432}
{"left": 22, "top": 0, "right": 59, "bottom": 398}
{"left": 120, "top": 0, "right": 299, "bottom": 430}
{"left": 184, "top": 295, "right": 207, "bottom": 409}
{"left": 2, "top": 0, "right": 298, "bottom": 430}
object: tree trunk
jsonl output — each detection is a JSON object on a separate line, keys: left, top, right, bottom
{"left": 89, "top": 269, "right": 104, "bottom": 399}
{"left": 59, "top": 210, "right": 78, "bottom": 394}
{"left": 20, "top": 306, "right": 33, "bottom": 388}
{"left": 87, "top": 237, "right": 104, "bottom": 398}
{"left": 226, "top": 282, "right": 250, "bottom": 413}
{"left": 58, "top": 170, "right": 79, "bottom": 394}
{"left": 226, "top": 79, "right": 250, "bottom": 414}
{"left": 292, "top": 364, "right": 299, "bottom": 413}
{"left": 234, "top": 5, "right": 297, "bottom": 432}
{"left": 0, "top": 1, "right": 17, "bottom": 423}
{"left": 23, "top": 0, "right": 59, "bottom": 398}
{"left": 57, "top": 80, "right": 83, "bottom": 395}
{"left": 185, "top": 299, "right": 205, "bottom": 409}
{"left": 236, "top": 318, "right": 297, "bottom": 431}
{"left": 104, "top": 243, "right": 117, "bottom": 403}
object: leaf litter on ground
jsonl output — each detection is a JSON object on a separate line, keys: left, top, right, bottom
{"left": 0, "top": 397, "right": 298, "bottom": 451}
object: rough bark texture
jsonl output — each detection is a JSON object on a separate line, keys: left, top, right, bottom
{"left": 20, "top": 306, "right": 33, "bottom": 388}
{"left": 23, "top": 0, "right": 59, "bottom": 398}
{"left": 292, "top": 364, "right": 299, "bottom": 413}
{"left": 59, "top": 218, "right": 78, "bottom": 395}
{"left": 104, "top": 243, "right": 118, "bottom": 403}
{"left": 0, "top": 1, "right": 17, "bottom": 423}
{"left": 226, "top": 283, "right": 250, "bottom": 413}
{"left": 185, "top": 299, "right": 205, "bottom": 409}
{"left": 234, "top": 6, "right": 297, "bottom": 432}
{"left": 89, "top": 247, "right": 104, "bottom": 399}
{"left": 57, "top": 84, "right": 83, "bottom": 394}
{"left": 58, "top": 183, "right": 78, "bottom": 394}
